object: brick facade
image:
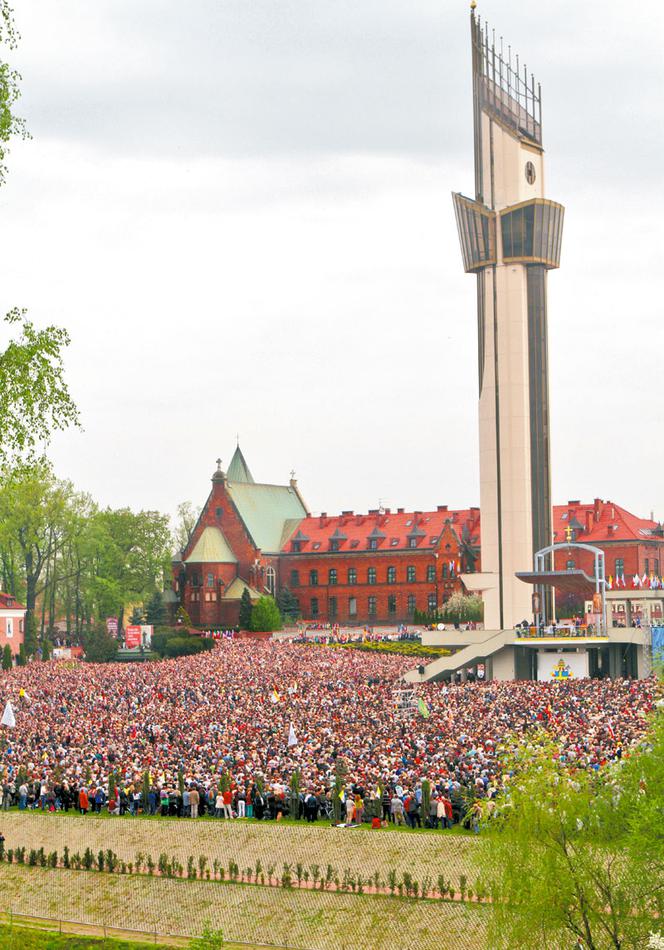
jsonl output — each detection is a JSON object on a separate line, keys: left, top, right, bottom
{"left": 173, "top": 452, "right": 663, "bottom": 629}
{"left": 0, "top": 593, "right": 26, "bottom": 655}
{"left": 176, "top": 472, "right": 261, "bottom": 628}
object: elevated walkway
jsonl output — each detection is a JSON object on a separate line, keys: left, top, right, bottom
{"left": 403, "top": 629, "right": 514, "bottom": 683}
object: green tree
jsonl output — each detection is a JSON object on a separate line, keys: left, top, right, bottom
{"left": 82, "top": 507, "right": 171, "bottom": 633}
{"left": 239, "top": 587, "right": 253, "bottom": 629}
{"left": 0, "top": 2, "right": 29, "bottom": 187}
{"left": 0, "top": 462, "right": 73, "bottom": 653}
{"left": 175, "top": 605, "right": 192, "bottom": 627}
{"left": 173, "top": 501, "right": 200, "bottom": 553}
{"left": 16, "top": 643, "right": 25, "bottom": 666}
{"left": 0, "top": 310, "right": 80, "bottom": 463}
{"left": 1, "top": 644, "right": 11, "bottom": 670}
{"left": 250, "top": 595, "right": 282, "bottom": 633}
{"left": 82, "top": 623, "right": 118, "bottom": 663}
{"left": 40, "top": 636, "right": 51, "bottom": 661}
{"left": 189, "top": 923, "right": 225, "bottom": 950}
{"left": 478, "top": 719, "right": 664, "bottom": 950}
{"left": 441, "top": 592, "right": 483, "bottom": 625}
{"left": 145, "top": 591, "right": 165, "bottom": 626}
{"left": 128, "top": 605, "right": 144, "bottom": 626}
{"left": 276, "top": 586, "right": 300, "bottom": 623}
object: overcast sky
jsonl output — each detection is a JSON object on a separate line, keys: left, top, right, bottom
{"left": 0, "top": 0, "right": 662, "bottom": 525}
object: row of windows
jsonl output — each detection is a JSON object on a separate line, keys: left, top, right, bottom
{"left": 292, "top": 564, "right": 457, "bottom": 588}
{"left": 309, "top": 593, "right": 438, "bottom": 618}
{"left": 292, "top": 537, "right": 425, "bottom": 553}
{"left": 565, "top": 558, "right": 660, "bottom": 577}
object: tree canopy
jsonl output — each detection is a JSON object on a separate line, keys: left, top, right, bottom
{"left": 0, "top": 463, "right": 172, "bottom": 652}
{"left": 0, "top": 310, "right": 80, "bottom": 463}
{"left": 250, "top": 595, "right": 282, "bottom": 633}
{"left": 0, "top": 1, "right": 29, "bottom": 187}
{"left": 478, "top": 708, "right": 664, "bottom": 949}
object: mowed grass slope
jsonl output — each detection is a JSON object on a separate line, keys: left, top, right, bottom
{"left": 0, "top": 864, "right": 488, "bottom": 950}
{"left": 1, "top": 813, "right": 480, "bottom": 886}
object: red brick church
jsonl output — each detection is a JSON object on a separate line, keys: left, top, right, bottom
{"left": 174, "top": 447, "right": 664, "bottom": 626}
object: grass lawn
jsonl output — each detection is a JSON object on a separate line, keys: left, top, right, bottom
{"left": 0, "top": 923, "right": 175, "bottom": 949}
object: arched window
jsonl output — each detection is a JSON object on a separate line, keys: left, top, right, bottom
{"left": 266, "top": 566, "right": 276, "bottom": 595}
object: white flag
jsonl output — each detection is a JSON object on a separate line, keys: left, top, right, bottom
{"left": 1, "top": 702, "right": 16, "bottom": 729}
{"left": 287, "top": 723, "right": 297, "bottom": 747}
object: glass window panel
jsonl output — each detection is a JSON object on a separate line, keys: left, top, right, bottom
{"left": 547, "top": 206, "right": 556, "bottom": 262}
{"left": 553, "top": 206, "right": 563, "bottom": 264}
{"left": 467, "top": 209, "right": 478, "bottom": 262}
{"left": 533, "top": 204, "right": 543, "bottom": 260}
{"left": 460, "top": 206, "right": 473, "bottom": 267}
{"left": 540, "top": 203, "right": 551, "bottom": 262}
{"left": 524, "top": 204, "right": 535, "bottom": 256}
{"left": 501, "top": 215, "right": 512, "bottom": 258}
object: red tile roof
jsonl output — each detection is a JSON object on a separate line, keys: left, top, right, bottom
{"left": 0, "top": 592, "right": 25, "bottom": 610}
{"left": 280, "top": 499, "right": 661, "bottom": 553}
{"left": 553, "top": 499, "right": 662, "bottom": 545}
{"left": 281, "top": 507, "right": 481, "bottom": 553}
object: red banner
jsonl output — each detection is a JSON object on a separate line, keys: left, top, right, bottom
{"left": 125, "top": 626, "right": 141, "bottom": 649}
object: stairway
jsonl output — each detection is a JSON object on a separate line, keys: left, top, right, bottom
{"left": 403, "top": 629, "right": 514, "bottom": 683}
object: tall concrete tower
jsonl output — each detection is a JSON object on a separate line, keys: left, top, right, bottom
{"left": 453, "top": 7, "right": 564, "bottom": 630}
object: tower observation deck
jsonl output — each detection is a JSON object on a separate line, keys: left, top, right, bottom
{"left": 453, "top": 7, "right": 564, "bottom": 631}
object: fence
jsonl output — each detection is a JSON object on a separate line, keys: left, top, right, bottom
{"left": 0, "top": 908, "right": 310, "bottom": 949}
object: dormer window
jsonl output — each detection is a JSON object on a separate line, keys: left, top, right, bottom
{"left": 329, "top": 539, "right": 340, "bottom": 552}
{"left": 292, "top": 541, "right": 302, "bottom": 553}
{"left": 408, "top": 537, "right": 418, "bottom": 549}
{"left": 369, "top": 538, "right": 378, "bottom": 551}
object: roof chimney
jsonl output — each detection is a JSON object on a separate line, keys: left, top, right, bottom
{"left": 397, "top": 507, "right": 404, "bottom": 514}
{"left": 437, "top": 505, "right": 448, "bottom": 512}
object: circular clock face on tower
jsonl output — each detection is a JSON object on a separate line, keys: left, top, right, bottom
{"left": 525, "top": 161, "right": 536, "bottom": 185}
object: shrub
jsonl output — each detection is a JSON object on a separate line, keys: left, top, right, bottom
{"left": 82, "top": 624, "right": 119, "bottom": 664}
{"left": 250, "top": 596, "right": 282, "bottom": 633}
{"left": 163, "top": 636, "right": 213, "bottom": 659}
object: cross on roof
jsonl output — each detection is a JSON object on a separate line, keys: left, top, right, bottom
{"left": 216, "top": 458, "right": 222, "bottom": 472}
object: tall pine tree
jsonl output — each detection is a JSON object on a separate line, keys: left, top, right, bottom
{"left": 239, "top": 587, "right": 253, "bottom": 629}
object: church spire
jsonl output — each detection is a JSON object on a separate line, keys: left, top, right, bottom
{"left": 227, "top": 444, "right": 255, "bottom": 484}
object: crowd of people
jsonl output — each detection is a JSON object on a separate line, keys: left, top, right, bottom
{"left": 0, "top": 641, "right": 657, "bottom": 828}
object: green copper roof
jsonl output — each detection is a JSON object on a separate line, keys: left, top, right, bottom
{"left": 227, "top": 445, "right": 255, "bottom": 484}
{"left": 226, "top": 482, "right": 307, "bottom": 554}
{"left": 224, "top": 577, "right": 262, "bottom": 601}
{"left": 185, "top": 526, "right": 238, "bottom": 564}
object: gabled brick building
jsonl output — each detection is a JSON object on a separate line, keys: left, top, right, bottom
{"left": 174, "top": 450, "right": 663, "bottom": 627}
{"left": 552, "top": 499, "right": 664, "bottom": 613}
{"left": 280, "top": 506, "right": 480, "bottom": 624}
{"left": 172, "top": 448, "right": 309, "bottom": 627}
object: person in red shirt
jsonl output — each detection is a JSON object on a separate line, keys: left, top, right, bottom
{"left": 78, "top": 788, "right": 89, "bottom": 815}
{"left": 222, "top": 788, "right": 233, "bottom": 819}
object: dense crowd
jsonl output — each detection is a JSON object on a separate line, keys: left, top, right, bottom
{"left": 0, "top": 642, "right": 656, "bottom": 827}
